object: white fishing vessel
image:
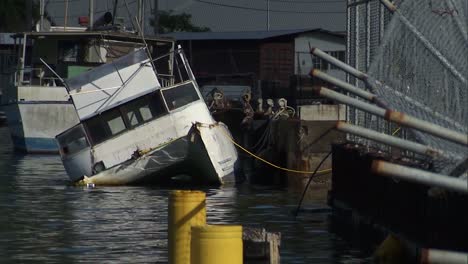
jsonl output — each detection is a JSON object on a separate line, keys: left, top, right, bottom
{"left": 56, "top": 46, "right": 239, "bottom": 185}
{"left": 1, "top": 29, "right": 177, "bottom": 153}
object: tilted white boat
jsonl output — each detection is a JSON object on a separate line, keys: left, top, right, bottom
{"left": 56, "top": 47, "right": 239, "bottom": 185}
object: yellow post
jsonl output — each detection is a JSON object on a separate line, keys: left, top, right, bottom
{"left": 168, "top": 190, "right": 206, "bottom": 264}
{"left": 191, "top": 225, "right": 243, "bottom": 264}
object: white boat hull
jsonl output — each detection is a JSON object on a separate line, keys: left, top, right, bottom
{"left": 78, "top": 122, "right": 238, "bottom": 185}
{"left": 3, "top": 101, "right": 78, "bottom": 153}
{"left": 3, "top": 85, "right": 78, "bottom": 153}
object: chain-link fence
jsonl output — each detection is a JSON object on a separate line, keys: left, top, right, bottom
{"left": 347, "top": 0, "right": 467, "bottom": 175}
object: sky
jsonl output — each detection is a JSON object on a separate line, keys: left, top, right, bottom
{"left": 44, "top": 0, "right": 347, "bottom": 34}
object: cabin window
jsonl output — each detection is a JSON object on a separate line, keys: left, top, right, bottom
{"left": 162, "top": 82, "right": 200, "bottom": 111}
{"left": 107, "top": 113, "right": 126, "bottom": 135}
{"left": 57, "top": 125, "right": 89, "bottom": 156}
{"left": 85, "top": 109, "right": 127, "bottom": 145}
{"left": 84, "top": 94, "right": 168, "bottom": 146}
{"left": 127, "top": 110, "right": 139, "bottom": 126}
{"left": 86, "top": 116, "right": 108, "bottom": 145}
{"left": 140, "top": 105, "right": 153, "bottom": 121}
{"left": 122, "top": 94, "right": 167, "bottom": 128}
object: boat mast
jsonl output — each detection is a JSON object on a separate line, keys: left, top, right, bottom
{"left": 112, "top": 0, "right": 118, "bottom": 25}
{"left": 25, "top": 0, "right": 32, "bottom": 31}
{"left": 64, "top": 0, "right": 69, "bottom": 30}
{"left": 89, "top": 0, "right": 94, "bottom": 31}
{"left": 153, "top": 0, "right": 159, "bottom": 35}
{"left": 137, "top": 0, "right": 144, "bottom": 36}
{"left": 19, "top": 34, "right": 27, "bottom": 85}
{"left": 39, "top": 0, "right": 45, "bottom": 31}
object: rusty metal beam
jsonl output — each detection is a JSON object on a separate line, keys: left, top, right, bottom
{"left": 371, "top": 160, "right": 468, "bottom": 193}
{"left": 310, "top": 47, "right": 368, "bottom": 80}
{"left": 335, "top": 121, "right": 449, "bottom": 159}
{"left": 311, "top": 69, "right": 375, "bottom": 101}
{"left": 379, "top": 0, "right": 397, "bottom": 12}
{"left": 420, "top": 248, "right": 468, "bottom": 264}
{"left": 315, "top": 87, "right": 468, "bottom": 146}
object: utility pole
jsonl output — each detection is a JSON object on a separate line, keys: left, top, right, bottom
{"left": 25, "top": 0, "right": 32, "bottom": 31}
{"left": 137, "top": 0, "right": 145, "bottom": 35}
{"left": 64, "top": 0, "right": 69, "bottom": 30}
{"left": 89, "top": 0, "right": 94, "bottom": 31}
{"left": 154, "top": 0, "right": 159, "bottom": 35}
{"left": 40, "top": 0, "right": 45, "bottom": 31}
{"left": 267, "top": 0, "right": 270, "bottom": 31}
{"left": 112, "top": 0, "right": 118, "bottom": 25}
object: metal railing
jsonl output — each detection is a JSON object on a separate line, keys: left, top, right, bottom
{"left": 15, "top": 67, "right": 63, "bottom": 87}
{"left": 152, "top": 48, "right": 195, "bottom": 89}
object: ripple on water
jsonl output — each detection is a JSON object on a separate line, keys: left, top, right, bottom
{"left": 0, "top": 127, "right": 371, "bottom": 263}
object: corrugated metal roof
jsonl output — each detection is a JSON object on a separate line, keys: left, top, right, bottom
{"left": 161, "top": 28, "right": 344, "bottom": 41}
{"left": 0, "top": 33, "right": 15, "bottom": 45}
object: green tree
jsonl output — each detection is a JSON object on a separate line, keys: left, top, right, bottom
{"left": 151, "top": 10, "right": 210, "bottom": 34}
{"left": 0, "top": 0, "right": 40, "bottom": 32}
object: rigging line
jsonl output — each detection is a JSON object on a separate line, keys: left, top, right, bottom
{"left": 92, "top": 36, "right": 147, "bottom": 113}
{"left": 194, "top": 0, "right": 346, "bottom": 13}
{"left": 94, "top": 60, "right": 148, "bottom": 113}
{"left": 123, "top": 0, "right": 139, "bottom": 30}
{"left": 134, "top": 19, "right": 158, "bottom": 73}
{"left": 215, "top": 123, "right": 332, "bottom": 174}
{"left": 94, "top": 38, "right": 125, "bottom": 87}
{"left": 294, "top": 150, "right": 332, "bottom": 218}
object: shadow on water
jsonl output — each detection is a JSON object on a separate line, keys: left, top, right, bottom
{"left": 0, "top": 127, "right": 372, "bottom": 263}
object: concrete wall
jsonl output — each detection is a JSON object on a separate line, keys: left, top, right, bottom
{"left": 16, "top": 86, "right": 70, "bottom": 102}
{"left": 253, "top": 119, "right": 344, "bottom": 197}
{"left": 299, "top": 104, "right": 346, "bottom": 121}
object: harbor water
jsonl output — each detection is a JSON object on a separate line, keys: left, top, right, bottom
{"left": 0, "top": 127, "right": 371, "bottom": 263}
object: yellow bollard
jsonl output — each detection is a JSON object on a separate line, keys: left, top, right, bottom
{"left": 191, "top": 225, "right": 243, "bottom": 264}
{"left": 168, "top": 190, "right": 206, "bottom": 264}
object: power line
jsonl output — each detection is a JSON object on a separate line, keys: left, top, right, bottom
{"left": 95, "top": 0, "right": 138, "bottom": 14}
{"left": 194, "top": 0, "right": 345, "bottom": 13}
{"left": 47, "top": 0, "right": 82, "bottom": 3}
{"left": 263, "top": 0, "right": 344, "bottom": 3}
{"left": 48, "top": 0, "right": 138, "bottom": 17}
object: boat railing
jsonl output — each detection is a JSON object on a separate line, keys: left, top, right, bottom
{"left": 152, "top": 48, "right": 195, "bottom": 88}
{"left": 15, "top": 66, "right": 63, "bottom": 87}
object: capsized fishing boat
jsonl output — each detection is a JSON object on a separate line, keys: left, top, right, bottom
{"left": 55, "top": 46, "right": 239, "bottom": 185}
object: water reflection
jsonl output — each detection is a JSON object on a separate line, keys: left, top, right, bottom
{"left": 0, "top": 127, "right": 371, "bottom": 263}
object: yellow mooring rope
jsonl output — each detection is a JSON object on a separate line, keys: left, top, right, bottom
{"left": 392, "top": 127, "right": 401, "bottom": 136}
{"left": 218, "top": 126, "right": 332, "bottom": 175}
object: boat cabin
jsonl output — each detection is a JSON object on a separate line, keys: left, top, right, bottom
{"left": 55, "top": 46, "right": 212, "bottom": 180}
{"left": 57, "top": 81, "right": 201, "bottom": 156}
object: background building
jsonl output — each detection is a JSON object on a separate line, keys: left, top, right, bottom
{"left": 163, "top": 29, "right": 345, "bottom": 105}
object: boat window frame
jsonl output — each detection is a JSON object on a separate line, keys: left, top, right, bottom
{"left": 160, "top": 80, "right": 202, "bottom": 112}
{"left": 56, "top": 123, "right": 91, "bottom": 157}
{"left": 84, "top": 108, "right": 129, "bottom": 146}
{"left": 120, "top": 92, "right": 169, "bottom": 129}
{"left": 84, "top": 92, "right": 170, "bottom": 146}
